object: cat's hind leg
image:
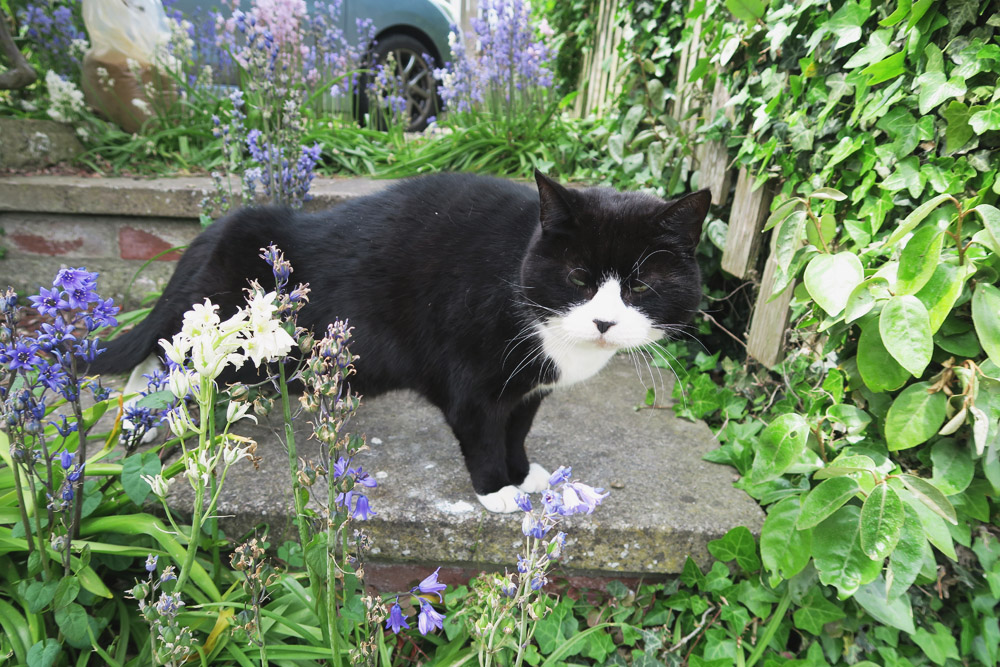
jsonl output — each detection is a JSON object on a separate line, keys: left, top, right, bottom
{"left": 504, "top": 395, "right": 550, "bottom": 494}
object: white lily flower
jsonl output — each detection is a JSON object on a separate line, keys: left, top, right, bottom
{"left": 141, "top": 473, "right": 172, "bottom": 498}
{"left": 226, "top": 401, "right": 257, "bottom": 425}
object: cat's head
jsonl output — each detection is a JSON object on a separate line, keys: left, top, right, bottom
{"left": 521, "top": 171, "right": 710, "bottom": 357}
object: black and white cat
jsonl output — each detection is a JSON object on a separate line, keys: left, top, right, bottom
{"left": 90, "top": 171, "right": 710, "bottom": 512}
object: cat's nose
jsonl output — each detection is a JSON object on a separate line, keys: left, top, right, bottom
{"left": 593, "top": 319, "right": 616, "bottom": 334}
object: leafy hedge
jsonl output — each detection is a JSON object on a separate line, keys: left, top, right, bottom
{"left": 587, "top": 0, "right": 1000, "bottom": 662}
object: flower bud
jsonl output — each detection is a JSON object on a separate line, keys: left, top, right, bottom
{"left": 228, "top": 383, "right": 249, "bottom": 402}
{"left": 131, "top": 582, "right": 150, "bottom": 599}
{"left": 298, "top": 334, "right": 314, "bottom": 353}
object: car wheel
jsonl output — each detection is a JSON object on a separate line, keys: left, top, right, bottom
{"left": 369, "top": 33, "right": 438, "bottom": 132}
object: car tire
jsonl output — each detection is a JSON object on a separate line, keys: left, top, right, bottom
{"left": 364, "top": 32, "right": 439, "bottom": 132}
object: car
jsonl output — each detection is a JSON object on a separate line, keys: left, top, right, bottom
{"left": 170, "top": 0, "right": 454, "bottom": 131}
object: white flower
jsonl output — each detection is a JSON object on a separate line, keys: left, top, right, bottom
{"left": 167, "top": 366, "right": 191, "bottom": 398}
{"left": 141, "top": 473, "right": 172, "bottom": 498}
{"left": 181, "top": 299, "right": 222, "bottom": 339}
{"left": 221, "top": 438, "right": 255, "bottom": 466}
{"left": 45, "top": 71, "right": 85, "bottom": 123}
{"left": 226, "top": 401, "right": 256, "bottom": 425}
{"left": 131, "top": 98, "right": 151, "bottom": 114}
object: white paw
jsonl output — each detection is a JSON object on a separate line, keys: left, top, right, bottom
{"left": 476, "top": 485, "right": 522, "bottom": 513}
{"left": 517, "top": 462, "right": 550, "bottom": 493}
{"left": 120, "top": 420, "right": 160, "bottom": 445}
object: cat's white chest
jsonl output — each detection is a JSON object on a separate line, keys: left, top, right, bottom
{"left": 535, "top": 278, "right": 655, "bottom": 390}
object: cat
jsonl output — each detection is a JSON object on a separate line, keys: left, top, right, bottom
{"left": 90, "top": 171, "right": 710, "bottom": 513}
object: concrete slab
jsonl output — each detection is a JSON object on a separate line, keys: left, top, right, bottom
{"left": 171, "top": 356, "right": 763, "bottom": 576}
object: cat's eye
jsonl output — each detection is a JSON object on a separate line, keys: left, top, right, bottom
{"left": 570, "top": 276, "right": 587, "bottom": 287}
{"left": 568, "top": 270, "right": 588, "bottom": 287}
{"left": 631, "top": 283, "right": 651, "bottom": 294}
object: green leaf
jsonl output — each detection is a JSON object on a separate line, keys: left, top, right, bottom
{"left": 750, "top": 413, "right": 809, "bottom": 483}
{"left": 26, "top": 639, "right": 61, "bottom": 667}
{"left": 760, "top": 497, "right": 812, "bottom": 586}
{"left": 825, "top": 405, "right": 872, "bottom": 442}
{"left": 797, "top": 477, "right": 861, "bottom": 529}
{"left": 136, "top": 390, "right": 176, "bottom": 410}
{"left": 804, "top": 252, "right": 864, "bottom": 317}
{"left": 899, "top": 474, "right": 958, "bottom": 525}
{"left": 861, "top": 51, "right": 906, "bottom": 85}
{"left": 973, "top": 283, "right": 1000, "bottom": 368}
{"left": 647, "top": 141, "right": 664, "bottom": 180}
{"left": 825, "top": 1, "right": 867, "bottom": 49}
{"left": 860, "top": 483, "right": 904, "bottom": 560}
{"left": 896, "top": 225, "right": 943, "bottom": 295}
{"left": 854, "top": 577, "right": 915, "bottom": 634}
{"left": 915, "top": 262, "right": 970, "bottom": 334}
{"left": 941, "top": 101, "right": 975, "bottom": 153}
{"left": 773, "top": 209, "right": 807, "bottom": 268}
{"left": 621, "top": 104, "right": 645, "bottom": 141}
{"left": 884, "top": 382, "right": 948, "bottom": 450}
{"left": 812, "top": 505, "right": 881, "bottom": 598}
{"left": 814, "top": 454, "right": 877, "bottom": 479}
{"left": 23, "top": 580, "right": 59, "bottom": 614}
{"left": 608, "top": 134, "right": 625, "bottom": 164}
{"left": 879, "top": 296, "right": 933, "bottom": 376}
{"left": 914, "top": 72, "right": 967, "bottom": 115}
{"left": 857, "top": 324, "right": 911, "bottom": 392}
{"left": 879, "top": 0, "right": 910, "bottom": 26}
{"left": 929, "top": 439, "right": 974, "bottom": 495}
{"left": 725, "top": 0, "right": 766, "bottom": 22}
{"left": 912, "top": 622, "right": 960, "bottom": 665}
{"left": 792, "top": 587, "right": 846, "bottom": 635}
{"left": 54, "top": 603, "right": 89, "bottom": 644}
{"left": 53, "top": 576, "right": 80, "bottom": 610}
{"left": 887, "top": 504, "right": 932, "bottom": 599}
{"left": 880, "top": 156, "right": 924, "bottom": 198}
{"left": 844, "top": 30, "right": 894, "bottom": 69}
{"left": 875, "top": 107, "right": 933, "bottom": 159}
{"left": 845, "top": 277, "right": 889, "bottom": 323}
{"left": 121, "top": 451, "right": 162, "bottom": 506}
{"left": 970, "top": 105, "right": 1000, "bottom": 134}
{"left": 885, "top": 193, "right": 955, "bottom": 246}
{"left": 973, "top": 205, "right": 1000, "bottom": 256}
{"left": 809, "top": 187, "right": 848, "bottom": 201}
{"left": 706, "top": 526, "right": 761, "bottom": 573}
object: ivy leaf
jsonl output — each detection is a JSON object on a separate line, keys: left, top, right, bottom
{"left": 860, "top": 483, "right": 904, "bottom": 560}
{"left": 792, "top": 588, "right": 846, "bottom": 635}
{"left": 972, "top": 283, "right": 1000, "bottom": 368}
{"left": 844, "top": 30, "right": 894, "bottom": 69}
{"left": 707, "top": 526, "right": 761, "bottom": 573}
{"left": 760, "top": 497, "right": 812, "bottom": 586}
{"left": 725, "top": 0, "right": 766, "bottom": 22}
{"left": 812, "top": 505, "right": 881, "bottom": 598}
{"left": 899, "top": 474, "right": 958, "bottom": 525}
{"left": 876, "top": 107, "right": 933, "bottom": 158}
{"left": 914, "top": 72, "right": 967, "bottom": 115}
{"left": 880, "top": 156, "right": 924, "bottom": 198}
{"left": 879, "top": 0, "right": 910, "bottom": 26}
{"left": 887, "top": 504, "right": 932, "bottom": 599}
{"left": 941, "top": 101, "right": 975, "bottom": 154}
{"left": 804, "top": 252, "right": 864, "bottom": 317}
{"left": 857, "top": 324, "right": 911, "bottom": 392}
{"left": 880, "top": 296, "right": 933, "bottom": 376}
{"left": 825, "top": 1, "right": 867, "bottom": 49}
{"left": 854, "top": 577, "right": 916, "bottom": 634}
{"left": 929, "top": 438, "right": 974, "bottom": 495}
{"left": 750, "top": 413, "right": 809, "bottom": 483}
{"left": 885, "top": 382, "right": 947, "bottom": 450}
{"left": 912, "top": 623, "right": 961, "bottom": 665}
{"left": 896, "top": 225, "right": 943, "bottom": 295}
{"left": 970, "top": 104, "right": 1000, "bottom": 134}
{"left": 861, "top": 51, "right": 906, "bottom": 85}
{"left": 797, "top": 476, "right": 861, "bottom": 529}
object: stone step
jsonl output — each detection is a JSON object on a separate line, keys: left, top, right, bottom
{"left": 170, "top": 356, "right": 762, "bottom": 576}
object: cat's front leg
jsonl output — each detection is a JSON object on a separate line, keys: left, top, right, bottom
{"left": 505, "top": 394, "right": 550, "bottom": 493}
{"left": 445, "top": 400, "right": 523, "bottom": 513}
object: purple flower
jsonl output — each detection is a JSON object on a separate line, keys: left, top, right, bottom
{"left": 385, "top": 599, "right": 409, "bottom": 633}
{"left": 59, "top": 449, "right": 74, "bottom": 470}
{"left": 548, "top": 466, "right": 571, "bottom": 486}
{"left": 145, "top": 554, "right": 158, "bottom": 572}
{"left": 417, "top": 599, "right": 445, "bottom": 635}
{"left": 515, "top": 492, "right": 532, "bottom": 512}
{"left": 53, "top": 268, "right": 95, "bottom": 294}
{"left": 415, "top": 567, "right": 446, "bottom": 601}
{"left": 521, "top": 514, "right": 549, "bottom": 539}
{"left": 559, "top": 481, "right": 608, "bottom": 515}
{"left": 351, "top": 494, "right": 375, "bottom": 520}
{"left": 29, "top": 287, "right": 69, "bottom": 317}
{"left": 5, "top": 341, "right": 43, "bottom": 370}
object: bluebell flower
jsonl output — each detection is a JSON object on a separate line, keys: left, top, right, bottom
{"left": 515, "top": 492, "right": 532, "bottom": 512}
{"left": 517, "top": 555, "right": 529, "bottom": 573}
{"left": 559, "top": 481, "right": 608, "bottom": 515}
{"left": 521, "top": 514, "right": 549, "bottom": 539}
{"left": 145, "top": 554, "right": 158, "bottom": 572}
{"left": 5, "top": 340, "right": 43, "bottom": 370}
{"left": 351, "top": 494, "right": 375, "bottom": 520}
{"left": 29, "top": 287, "right": 69, "bottom": 317}
{"left": 417, "top": 599, "right": 445, "bottom": 635}
{"left": 59, "top": 449, "right": 74, "bottom": 470}
{"left": 415, "top": 567, "right": 446, "bottom": 601}
{"left": 531, "top": 575, "right": 547, "bottom": 591}
{"left": 385, "top": 599, "right": 409, "bottom": 633}
{"left": 548, "top": 466, "right": 571, "bottom": 486}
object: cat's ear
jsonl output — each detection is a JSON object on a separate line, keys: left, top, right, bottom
{"left": 657, "top": 189, "right": 712, "bottom": 250}
{"left": 534, "top": 170, "right": 576, "bottom": 232}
